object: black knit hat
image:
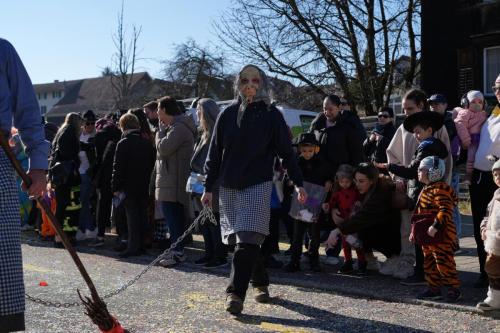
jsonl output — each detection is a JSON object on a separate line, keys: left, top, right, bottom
{"left": 83, "top": 109, "right": 96, "bottom": 121}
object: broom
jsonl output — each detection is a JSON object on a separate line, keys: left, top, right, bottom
{"left": 0, "top": 131, "right": 125, "bottom": 333}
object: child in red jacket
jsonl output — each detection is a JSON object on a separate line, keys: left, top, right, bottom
{"left": 323, "top": 164, "right": 366, "bottom": 274}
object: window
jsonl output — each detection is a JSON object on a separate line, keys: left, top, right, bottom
{"left": 43, "top": 92, "right": 47, "bottom": 99}
{"left": 52, "top": 91, "right": 56, "bottom": 98}
{"left": 484, "top": 46, "right": 500, "bottom": 95}
{"left": 40, "top": 105, "right": 47, "bottom": 114}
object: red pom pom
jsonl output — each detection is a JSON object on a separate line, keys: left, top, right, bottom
{"left": 39, "top": 281, "right": 48, "bottom": 287}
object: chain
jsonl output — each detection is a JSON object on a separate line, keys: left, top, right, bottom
{"left": 25, "top": 206, "right": 217, "bottom": 308}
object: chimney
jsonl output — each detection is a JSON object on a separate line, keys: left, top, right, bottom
{"left": 54, "top": 80, "right": 59, "bottom": 83}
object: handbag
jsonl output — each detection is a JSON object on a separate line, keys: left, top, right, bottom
{"left": 186, "top": 172, "right": 206, "bottom": 194}
{"left": 410, "top": 211, "right": 444, "bottom": 245}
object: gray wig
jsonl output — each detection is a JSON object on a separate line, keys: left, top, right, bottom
{"left": 234, "top": 64, "right": 273, "bottom": 126}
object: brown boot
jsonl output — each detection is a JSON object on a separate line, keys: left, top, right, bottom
{"left": 253, "top": 286, "right": 270, "bottom": 303}
{"left": 225, "top": 293, "right": 244, "bottom": 314}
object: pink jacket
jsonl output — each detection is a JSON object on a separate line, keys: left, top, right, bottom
{"left": 454, "top": 107, "right": 487, "bottom": 146}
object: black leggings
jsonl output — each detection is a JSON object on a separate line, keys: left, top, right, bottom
{"left": 470, "top": 169, "right": 497, "bottom": 274}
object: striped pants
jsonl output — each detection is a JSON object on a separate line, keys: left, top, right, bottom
{"left": 422, "top": 240, "right": 460, "bottom": 288}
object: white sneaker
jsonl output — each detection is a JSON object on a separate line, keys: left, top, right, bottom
{"left": 322, "top": 256, "right": 340, "bottom": 266}
{"left": 379, "top": 256, "right": 399, "bottom": 276}
{"left": 75, "top": 230, "right": 86, "bottom": 241}
{"left": 85, "top": 228, "right": 98, "bottom": 240}
{"left": 392, "top": 259, "right": 415, "bottom": 280}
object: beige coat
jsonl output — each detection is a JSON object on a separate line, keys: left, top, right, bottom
{"left": 386, "top": 124, "right": 452, "bottom": 184}
{"left": 155, "top": 114, "right": 196, "bottom": 207}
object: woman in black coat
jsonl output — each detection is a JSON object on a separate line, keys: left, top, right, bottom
{"left": 328, "top": 163, "right": 401, "bottom": 263}
{"left": 203, "top": 64, "right": 306, "bottom": 315}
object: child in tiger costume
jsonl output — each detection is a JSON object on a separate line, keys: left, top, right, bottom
{"left": 411, "top": 156, "right": 461, "bottom": 302}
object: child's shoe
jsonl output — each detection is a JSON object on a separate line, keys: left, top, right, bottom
{"left": 417, "top": 287, "right": 442, "bottom": 300}
{"left": 339, "top": 260, "right": 354, "bottom": 274}
{"left": 356, "top": 261, "right": 368, "bottom": 275}
{"left": 310, "top": 262, "right": 322, "bottom": 272}
{"left": 446, "top": 288, "right": 462, "bottom": 303}
{"left": 476, "top": 287, "right": 500, "bottom": 311}
{"left": 283, "top": 262, "right": 301, "bottom": 272}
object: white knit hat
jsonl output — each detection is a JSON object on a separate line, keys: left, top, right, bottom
{"left": 467, "top": 90, "right": 484, "bottom": 103}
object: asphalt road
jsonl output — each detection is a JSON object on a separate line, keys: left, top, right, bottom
{"left": 21, "top": 238, "right": 499, "bottom": 333}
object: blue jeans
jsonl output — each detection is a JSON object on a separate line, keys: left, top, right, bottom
{"left": 78, "top": 172, "right": 95, "bottom": 232}
{"left": 451, "top": 171, "right": 462, "bottom": 239}
{"left": 160, "top": 201, "right": 185, "bottom": 253}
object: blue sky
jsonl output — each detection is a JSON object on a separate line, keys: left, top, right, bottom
{"left": 0, "top": 0, "right": 232, "bottom": 84}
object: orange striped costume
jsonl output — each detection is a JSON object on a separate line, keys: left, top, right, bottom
{"left": 415, "top": 181, "right": 460, "bottom": 289}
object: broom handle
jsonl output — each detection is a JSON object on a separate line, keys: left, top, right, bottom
{"left": 0, "top": 131, "right": 100, "bottom": 301}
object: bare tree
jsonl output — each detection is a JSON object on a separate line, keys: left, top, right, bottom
{"left": 162, "top": 39, "right": 227, "bottom": 98}
{"left": 214, "top": 0, "right": 421, "bottom": 115}
{"left": 110, "top": 0, "right": 142, "bottom": 110}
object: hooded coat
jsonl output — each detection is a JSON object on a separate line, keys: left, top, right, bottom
{"left": 309, "top": 110, "right": 366, "bottom": 178}
{"left": 155, "top": 114, "right": 197, "bottom": 207}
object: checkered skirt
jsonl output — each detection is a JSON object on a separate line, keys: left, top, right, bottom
{"left": 219, "top": 181, "right": 272, "bottom": 240}
{"left": 0, "top": 151, "right": 24, "bottom": 315}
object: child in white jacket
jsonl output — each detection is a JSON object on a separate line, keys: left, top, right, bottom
{"left": 477, "top": 157, "right": 500, "bottom": 311}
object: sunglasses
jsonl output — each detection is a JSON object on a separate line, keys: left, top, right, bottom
{"left": 377, "top": 113, "right": 390, "bottom": 118}
{"left": 492, "top": 86, "right": 500, "bottom": 93}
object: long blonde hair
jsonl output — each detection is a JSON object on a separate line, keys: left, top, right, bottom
{"left": 57, "top": 112, "right": 82, "bottom": 138}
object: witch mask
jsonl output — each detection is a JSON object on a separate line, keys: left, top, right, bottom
{"left": 238, "top": 66, "right": 261, "bottom": 103}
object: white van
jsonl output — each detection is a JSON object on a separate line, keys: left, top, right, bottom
{"left": 186, "top": 100, "right": 318, "bottom": 137}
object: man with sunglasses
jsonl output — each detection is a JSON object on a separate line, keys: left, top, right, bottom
{"left": 363, "top": 107, "right": 396, "bottom": 173}
{"left": 76, "top": 109, "right": 97, "bottom": 242}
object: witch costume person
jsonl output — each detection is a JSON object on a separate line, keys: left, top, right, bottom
{"left": 202, "top": 64, "right": 307, "bottom": 315}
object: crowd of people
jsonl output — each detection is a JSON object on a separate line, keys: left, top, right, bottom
{"left": 12, "top": 64, "right": 500, "bottom": 315}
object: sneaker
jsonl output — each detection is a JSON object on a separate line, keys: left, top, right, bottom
{"left": 204, "top": 258, "right": 228, "bottom": 269}
{"left": 476, "top": 302, "right": 499, "bottom": 311}
{"left": 264, "top": 255, "right": 283, "bottom": 269}
{"left": 400, "top": 273, "right": 427, "bottom": 286}
{"left": 89, "top": 237, "right": 105, "bottom": 247}
{"left": 158, "top": 252, "right": 186, "bottom": 267}
{"left": 446, "top": 288, "right": 462, "bottom": 303}
{"left": 322, "top": 256, "right": 340, "bottom": 266}
{"left": 392, "top": 260, "right": 415, "bottom": 280}
{"left": 253, "top": 286, "right": 270, "bottom": 303}
{"left": 283, "top": 262, "right": 301, "bottom": 272}
{"left": 114, "top": 241, "right": 127, "bottom": 252}
{"left": 417, "top": 288, "right": 443, "bottom": 300}
{"left": 473, "top": 273, "right": 489, "bottom": 288}
{"left": 339, "top": 260, "right": 354, "bottom": 274}
{"left": 356, "top": 261, "right": 368, "bottom": 276}
{"left": 310, "top": 261, "right": 322, "bottom": 272}
{"left": 194, "top": 256, "right": 211, "bottom": 265}
{"left": 225, "top": 294, "right": 243, "bottom": 315}
{"left": 379, "top": 256, "right": 399, "bottom": 276}
{"left": 85, "top": 228, "right": 98, "bottom": 240}
{"left": 75, "top": 230, "right": 86, "bottom": 242}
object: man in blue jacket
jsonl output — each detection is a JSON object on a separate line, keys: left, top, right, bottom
{"left": 0, "top": 38, "right": 49, "bottom": 332}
